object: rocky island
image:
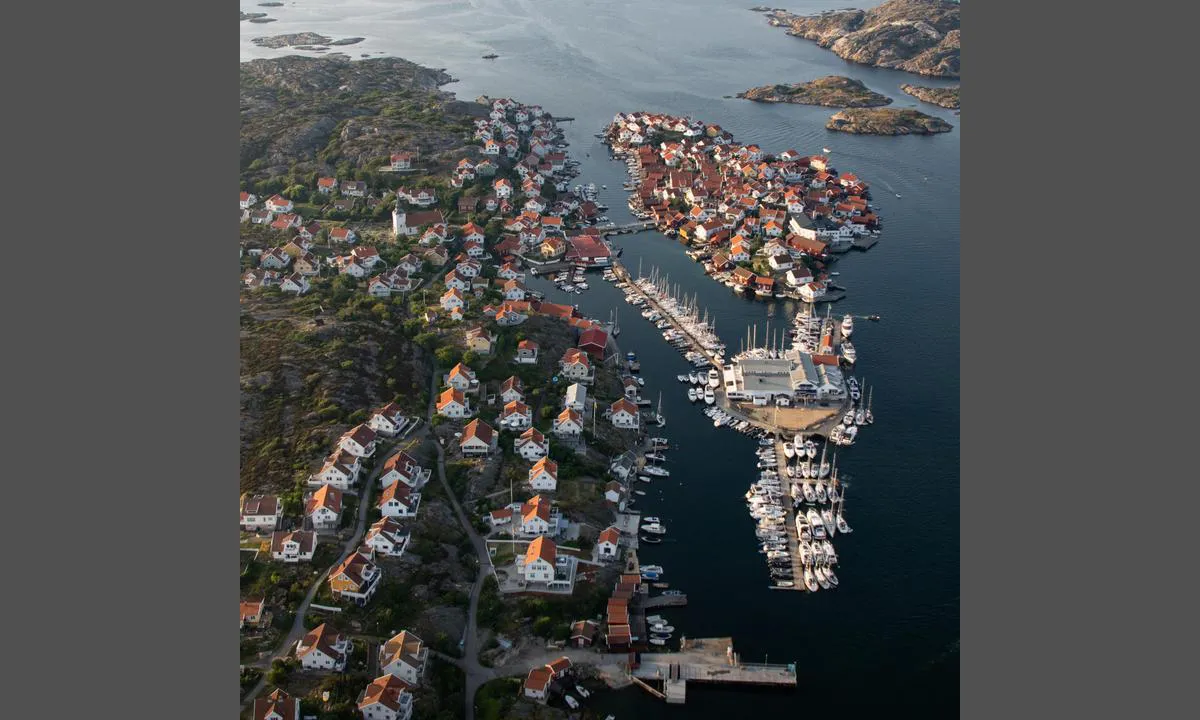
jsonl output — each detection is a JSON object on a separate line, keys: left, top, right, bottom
{"left": 738, "top": 75, "right": 892, "bottom": 107}
{"left": 826, "top": 108, "right": 953, "bottom": 135}
{"left": 900, "top": 83, "right": 959, "bottom": 109}
{"left": 766, "top": 0, "right": 960, "bottom": 79}
{"left": 252, "top": 32, "right": 334, "bottom": 49}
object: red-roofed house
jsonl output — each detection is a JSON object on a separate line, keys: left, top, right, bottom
{"left": 577, "top": 328, "right": 608, "bottom": 361}
{"left": 528, "top": 457, "right": 558, "bottom": 491}
{"left": 460, "top": 419, "right": 497, "bottom": 455}
{"left": 552, "top": 408, "right": 584, "bottom": 439}
{"left": 514, "top": 427, "right": 550, "bottom": 461}
{"left": 516, "top": 340, "right": 539, "bottom": 365}
{"left": 609, "top": 398, "right": 640, "bottom": 429}
{"left": 523, "top": 666, "right": 553, "bottom": 703}
{"left": 559, "top": 348, "right": 592, "bottom": 382}
{"left": 255, "top": 689, "right": 299, "bottom": 720}
{"left": 597, "top": 526, "right": 621, "bottom": 561}
{"left": 305, "top": 484, "right": 343, "bottom": 531}
{"left": 565, "top": 235, "right": 612, "bottom": 267}
{"left": 518, "top": 536, "right": 557, "bottom": 583}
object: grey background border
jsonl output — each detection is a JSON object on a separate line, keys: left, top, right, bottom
{"left": 9, "top": 1, "right": 1193, "bottom": 718}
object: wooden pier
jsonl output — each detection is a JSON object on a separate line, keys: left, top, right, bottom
{"left": 643, "top": 594, "right": 688, "bottom": 608}
{"left": 630, "top": 637, "right": 797, "bottom": 703}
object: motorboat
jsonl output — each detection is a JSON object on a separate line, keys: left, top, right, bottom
{"left": 637, "top": 475, "right": 653, "bottom": 483}
{"left": 773, "top": 581, "right": 795, "bottom": 588}
{"left": 640, "top": 564, "right": 664, "bottom": 574}
{"left": 704, "top": 387, "right": 715, "bottom": 405}
{"left": 841, "top": 314, "right": 854, "bottom": 338}
{"left": 649, "top": 437, "right": 670, "bottom": 446}
{"left": 633, "top": 489, "right": 647, "bottom": 496}
{"left": 641, "top": 523, "right": 667, "bottom": 535}
{"left": 815, "top": 566, "right": 831, "bottom": 589}
{"left": 836, "top": 514, "right": 852, "bottom": 534}
{"left": 644, "top": 453, "right": 666, "bottom": 462}
{"left": 803, "top": 568, "right": 818, "bottom": 592}
{"left": 640, "top": 570, "right": 662, "bottom": 580}
{"left": 841, "top": 342, "right": 857, "bottom": 364}
{"left": 782, "top": 442, "right": 795, "bottom": 459}
{"left": 687, "top": 372, "right": 699, "bottom": 384}
{"left": 687, "top": 388, "right": 698, "bottom": 402}
{"left": 677, "top": 374, "right": 689, "bottom": 383}
{"left": 840, "top": 425, "right": 858, "bottom": 445}
{"left": 708, "top": 368, "right": 721, "bottom": 387}
{"left": 641, "top": 517, "right": 661, "bottom": 526}
{"left": 565, "top": 695, "right": 579, "bottom": 709}
{"left": 649, "top": 638, "right": 667, "bottom": 646}
{"left": 577, "top": 686, "right": 590, "bottom": 699}
{"left": 642, "top": 465, "right": 669, "bottom": 477}
{"left": 640, "top": 535, "right": 662, "bottom": 544}
{"left": 662, "top": 589, "right": 685, "bottom": 596}
{"left": 650, "top": 624, "right": 675, "bottom": 634}
{"left": 802, "top": 483, "right": 816, "bottom": 503}
{"left": 646, "top": 615, "right": 665, "bottom": 624}
{"left": 815, "top": 483, "right": 828, "bottom": 503}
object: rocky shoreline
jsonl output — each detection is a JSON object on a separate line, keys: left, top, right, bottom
{"left": 826, "top": 108, "right": 953, "bottom": 135}
{"left": 900, "top": 84, "right": 960, "bottom": 109}
{"left": 252, "top": 32, "right": 366, "bottom": 50}
{"left": 765, "top": 0, "right": 959, "bottom": 79}
{"left": 738, "top": 76, "right": 891, "bottom": 107}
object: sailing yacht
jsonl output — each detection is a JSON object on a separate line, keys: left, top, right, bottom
{"left": 815, "top": 482, "right": 828, "bottom": 504}
{"left": 836, "top": 513, "right": 852, "bottom": 534}
{"left": 855, "top": 406, "right": 866, "bottom": 426}
{"left": 843, "top": 410, "right": 856, "bottom": 427}
{"left": 826, "top": 568, "right": 839, "bottom": 587}
{"left": 864, "top": 387, "right": 874, "bottom": 424}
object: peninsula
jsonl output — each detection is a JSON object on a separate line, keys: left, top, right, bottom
{"left": 765, "top": 0, "right": 960, "bottom": 79}
{"left": 605, "top": 111, "right": 880, "bottom": 305}
{"left": 826, "top": 108, "right": 953, "bottom": 135}
{"left": 900, "top": 83, "right": 960, "bottom": 109}
{"left": 738, "top": 76, "right": 891, "bottom": 107}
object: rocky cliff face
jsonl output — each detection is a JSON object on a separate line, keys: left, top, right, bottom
{"left": 826, "top": 108, "right": 953, "bottom": 135}
{"left": 767, "top": 0, "right": 960, "bottom": 79}
{"left": 738, "top": 75, "right": 892, "bottom": 107}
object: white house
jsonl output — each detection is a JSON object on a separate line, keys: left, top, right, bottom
{"left": 369, "top": 403, "right": 409, "bottom": 437}
{"left": 518, "top": 495, "right": 555, "bottom": 536}
{"left": 239, "top": 191, "right": 258, "bottom": 210}
{"left": 254, "top": 689, "right": 299, "bottom": 720}
{"left": 444, "top": 363, "right": 477, "bottom": 392}
{"left": 768, "top": 253, "right": 793, "bottom": 271}
{"left": 364, "top": 517, "right": 410, "bottom": 558}
{"left": 270, "top": 530, "right": 316, "bottom": 563}
{"left": 523, "top": 667, "right": 553, "bottom": 703}
{"left": 296, "top": 623, "right": 350, "bottom": 671}
{"left": 436, "top": 388, "right": 471, "bottom": 418}
{"left": 265, "top": 194, "right": 293, "bottom": 213}
{"left": 786, "top": 267, "right": 815, "bottom": 287}
{"left": 305, "top": 484, "right": 343, "bottom": 531}
{"left": 440, "top": 288, "right": 466, "bottom": 315}
{"left": 459, "top": 419, "right": 497, "bottom": 456}
{"left": 498, "top": 376, "right": 525, "bottom": 405}
{"left": 379, "top": 450, "right": 427, "bottom": 489}
{"left": 798, "top": 281, "right": 827, "bottom": 302}
{"left": 563, "top": 383, "right": 588, "bottom": 412}
{"left": 552, "top": 408, "right": 584, "bottom": 439}
{"left": 358, "top": 674, "right": 414, "bottom": 720}
{"left": 379, "top": 631, "right": 428, "bottom": 686}
{"left": 528, "top": 457, "right": 558, "bottom": 492}
{"left": 378, "top": 483, "right": 421, "bottom": 519}
{"left": 240, "top": 495, "right": 281, "bottom": 532}
{"left": 279, "top": 273, "right": 310, "bottom": 294}
{"left": 597, "top": 526, "right": 621, "bottom": 561}
{"left": 514, "top": 427, "right": 550, "bottom": 461}
{"left": 314, "top": 450, "right": 362, "bottom": 490}
{"left": 502, "top": 279, "right": 527, "bottom": 301}
{"left": 559, "top": 348, "right": 592, "bottom": 382}
{"left": 516, "top": 340, "right": 539, "bottom": 365}
{"left": 609, "top": 398, "right": 640, "bottom": 429}
{"left": 338, "top": 424, "right": 378, "bottom": 458}
{"left": 519, "top": 536, "right": 557, "bottom": 583}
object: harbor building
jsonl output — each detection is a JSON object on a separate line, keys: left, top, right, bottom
{"left": 726, "top": 352, "right": 845, "bottom": 405}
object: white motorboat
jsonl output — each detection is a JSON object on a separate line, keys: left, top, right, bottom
{"left": 641, "top": 517, "right": 661, "bottom": 526}
{"left": 841, "top": 342, "right": 857, "bottom": 364}
{"left": 641, "top": 465, "right": 669, "bottom": 477}
{"left": 687, "top": 372, "right": 699, "bottom": 384}
{"left": 826, "top": 568, "right": 839, "bottom": 587}
{"left": 805, "top": 439, "right": 817, "bottom": 459}
{"left": 677, "top": 374, "right": 689, "bottom": 383}
{"left": 708, "top": 368, "right": 721, "bottom": 387}
{"left": 782, "top": 442, "right": 795, "bottom": 459}
{"left": 646, "top": 615, "right": 665, "bottom": 624}
{"left": 637, "top": 475, "right": 653, "bottom": 483}
{"left": 785, "top": 465, "right": 795, "bottom": 478}
{"left": 802, "top": 483, "right": 816, "bottom": 503}
{"left": 794, "top": 433, "right": 804, "bottom": 451}
{"left": 815, "top": 565, "right": 831, "bottom": 589}
{"left": 704, "top": 387, "right": 715, "bottom": 405}
{"left": 687, "top": 388, "right": 698, "bottom": 402}
{"left": 565, "top": 695, "right": 579, "bottom": 709}
{"left": 803, "top": 568, "right": 818, "bottom": 592}
{"left": 843, "top": 411, "right": 856, "bottom": 427}
{"left": 577, "top": 686, "right": 590, "bottom": 699}
{"left": 641, "top": 523, "right": 667, "bottom": 535}
{"left": 841, "top": 425, "right": 858, "bottom": 445}
{"left": 640, "top": 564, "right": 664, "bottom": 574}
{"left": 634, "top": 489, "right": 647, "bottom": 496}
{"left": 650, "top": 624, "right": 675, "bottom": 634}
{"left": 774, "top": 581, "right": 795, "bottom": 588}
{"left": 644, "top": 452, "right": 666, "bottom": 462}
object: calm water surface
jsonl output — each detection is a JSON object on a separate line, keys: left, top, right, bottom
{"left": 243, "top": 1, "right": 959, "bottom": 714}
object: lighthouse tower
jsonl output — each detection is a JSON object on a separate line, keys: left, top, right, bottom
{"left": 392, "top": 205, "right": 406, "bottom": 237}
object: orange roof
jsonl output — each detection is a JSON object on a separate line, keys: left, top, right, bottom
{"left": 531, "top": 457, "right": 558, "bottom": 477}
{"left": 525, "top": 535, "right": 556, "bottom": 565}
{"left": 462, "top": 418, "right": 494, "bottom": 445}
{"left": 437, "top": 388, "right": 465, "bottom": 409}
{"left": 557, "top": 408, "right": 582, "bottom": 425}
{"left": 598, "top": 526, "right": 620, "bottom": 545}
{"left": 359, "top": 674, "right": 411, "bottom": 712}
{"left": 610, "top": 398, "right": 638, "bottom": 415}
{"left": 306, "top": 484, "right": 343, "bottom": 515}
{"left": 525, "top": 666, "right": 553, "bottom": 692}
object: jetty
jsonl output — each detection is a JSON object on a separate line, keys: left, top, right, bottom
{"left": 598, "top": 220, "right": 656, "bottom": 237}
{"left": 630, "top": 637, "right": 797, "bottom": 704}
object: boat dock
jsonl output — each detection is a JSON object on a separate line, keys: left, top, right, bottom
{"left": 776, "top": 437, "right": 808, "bottom": 592}
{"left": 643, "top": 594, "right": 688, "bottom": 608}
{"left": 851, "top": 235, "right": 880, "bottom": 251}
{"left": 630, "top": 637, "right": 797, "bottom": 704}
{"left": 598, "top": 221, "right": 656, "bottom": 237}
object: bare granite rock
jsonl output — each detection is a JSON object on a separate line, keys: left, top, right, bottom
{"left": 899, "top": 83, "right": 960, "bottom": 109}
{"left": 738, "top": 75, "right": 892, "bottom": 107}
{"left": 826, "top": 108, "right": 953, "bottom": 135}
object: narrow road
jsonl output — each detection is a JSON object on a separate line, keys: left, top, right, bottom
{"left": 241, "top": 430, "right": 421, "bottom": 707}
{"left": 425, "top": 362, "right": 498, "bottom": 720}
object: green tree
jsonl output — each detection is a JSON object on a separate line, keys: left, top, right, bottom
{"left": 435, "top": 346, "right": 459, "bottom": 367}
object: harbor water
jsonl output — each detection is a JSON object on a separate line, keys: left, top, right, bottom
{"left": 243, "top": 0, "right": 959, "bottom": 714}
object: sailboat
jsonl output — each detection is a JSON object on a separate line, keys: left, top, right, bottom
{"left": 612, "top": 307, "right": 621, "bottom": 337}
{"left": 864, "top": 386, "right": 874, "bottom": 425}
{"left": 826, "top": 568, "right": 839, "bottom": 587}
{"left": 654, "top": 392, "right": 666, "bottom": 427}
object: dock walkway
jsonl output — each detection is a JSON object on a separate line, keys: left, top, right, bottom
{"left": 630, "top": 637, "right": 796, "bottom": 703}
